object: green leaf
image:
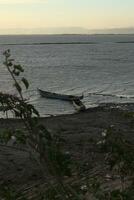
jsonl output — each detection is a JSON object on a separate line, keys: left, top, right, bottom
{"left": 12, "top": 69, "right": 20, "bottom": 76}
{"left": 21, "top": 77, "right": 29, "bottom": 89}
{"left": 14, "top": 129, "right": 27, "bottom": 144}
{"left": 8, "top": 62, "right": 13, "bottom": 67}
{"left": 3, "top": 49, "right": 10, "bottom": 58}
{"left": 14, "top": 64, "right": 24, "bottom": 72}
{"left": 0, "top": 130, "right": 12, "bottom": 144}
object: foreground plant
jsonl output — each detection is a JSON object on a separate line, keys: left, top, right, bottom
{"left": 96, "top": 126, "right": 134, "bottom": 199}
{"left": 0, "top": 50, "right": 75, "bottom": 200}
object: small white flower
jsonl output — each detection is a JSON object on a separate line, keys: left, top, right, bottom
{"left": 7, "top": 135, "right": 16, "bottom": 146}
{"left": 110, "top": 125, "right": 114, "bottom": 128}
{"left": 11, "top": 135, "right": 16, "bottom": 140}
{"left": 105, "top": 174, "right": 112, "bottom": 180}
{"left": 101, "top": 129, "right": 107, "bottom": 137}
{"left": 65, "top": 151, "right": 70, "bottom": 155}
{"left": 97, "top": 140, "right": 105, "bottom": 145}
{"left": 80, "top": 185, "right": 87, "bottom": 191}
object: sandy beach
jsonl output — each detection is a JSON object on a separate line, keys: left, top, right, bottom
{"left": 0, "top": 103, "right": 134, "bottom": 198}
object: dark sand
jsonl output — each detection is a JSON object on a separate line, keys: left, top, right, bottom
{"left": 0, "top": 103, "right": 134, "bottom": 198}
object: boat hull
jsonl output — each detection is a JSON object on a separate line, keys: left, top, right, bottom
{"left": 38, "top": 89, "right": 83, "bottom": 101}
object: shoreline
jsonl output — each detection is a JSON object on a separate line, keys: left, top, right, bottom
{"left": 0, "top": 102, "right": 134, "bottom": 120}
{"left": 0, "top": 102, "right": 134, "bottom": 133}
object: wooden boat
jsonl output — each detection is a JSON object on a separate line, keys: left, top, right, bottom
{"left": 38, "top": 88, "right": 83, "bottom": 101}
{"left": 72, "top": 99, "right": 86, "bottom": 112}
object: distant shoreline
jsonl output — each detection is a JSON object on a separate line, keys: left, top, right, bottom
{"left": 1, "top": 41, "right": 134, "bottom": 46}
{"left": 0, "top": 42, "right": 97, "bottom": 46}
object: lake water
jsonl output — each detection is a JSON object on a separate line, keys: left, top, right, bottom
{"left": 0, "top": 34, "right": 134, "bottom": 116}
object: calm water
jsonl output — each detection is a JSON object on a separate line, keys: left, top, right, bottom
{"left": 0, "top": 34, "right": 134, "bottom": 116}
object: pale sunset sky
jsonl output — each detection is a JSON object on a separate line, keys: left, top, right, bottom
{"left": 0, "top": 0, "right": 134, "bottom": 34}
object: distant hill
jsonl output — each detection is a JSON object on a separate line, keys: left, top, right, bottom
{"left": 0, "top": 27, "right": 134, "bottom": 35}
{"left": 89, "top": 27, "right": 134, "bottom": 34}
{"left": 0, "top": 27, "right": 88, "bottom": 35}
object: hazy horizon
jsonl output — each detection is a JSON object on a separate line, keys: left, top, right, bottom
{"left": 0, "top": 26, "right": 134, "bottom": 35}
{"left": 0, "top": 0, "right": 134, "bottom": 34}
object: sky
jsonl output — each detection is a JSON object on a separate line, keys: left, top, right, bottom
{"left": 0, "top": 0, "right": 134, "bottom": 34}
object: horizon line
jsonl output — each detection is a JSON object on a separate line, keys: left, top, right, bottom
{"left": 0, "top": 33, "right": 134, "bottom": 36}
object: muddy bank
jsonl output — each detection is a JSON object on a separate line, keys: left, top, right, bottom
{"left": 0, "top": 103, "right": 134, "bottom": 198}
